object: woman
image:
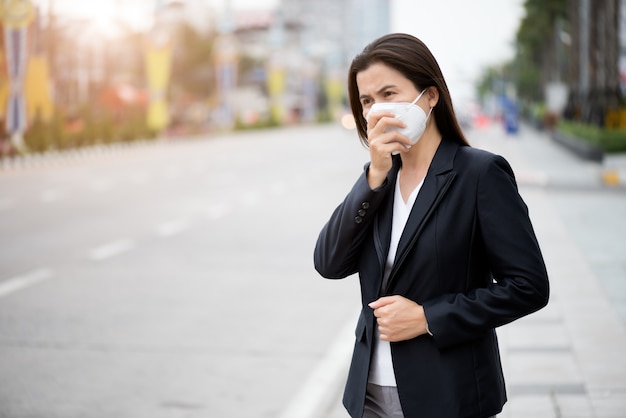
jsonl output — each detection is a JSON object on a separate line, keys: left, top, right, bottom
{"left": 314, "top": 33, "right": 549, "bottom": 418}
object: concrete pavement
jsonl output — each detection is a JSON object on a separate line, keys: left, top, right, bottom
{"left": 318, "top": 123, "right": 626, "bottom": 418}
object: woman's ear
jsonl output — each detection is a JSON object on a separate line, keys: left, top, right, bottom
{"left": 426, "top": 87, "right": 439, "bottom": 108}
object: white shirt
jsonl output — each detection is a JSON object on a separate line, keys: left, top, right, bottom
{"left": 369, "top": 170, "right": 424, "bottom": 386}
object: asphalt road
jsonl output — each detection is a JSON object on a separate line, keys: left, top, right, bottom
{"left": 2, "top": 122, "right": 625, "bottom": 418}
{"left": 0, "top": 125, "right": 367, "bottom": 418}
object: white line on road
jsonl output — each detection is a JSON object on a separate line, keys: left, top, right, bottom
{"left": 156, "top": 218, "right": 190, "bottom": 237}
{"left": 278, "top": 314, "right": 358, "bottom": 418}
{"left": 88, "top": 239, "right": 135, "bottom": 261}
{"left": 0, "top": 268, "right": 54, "bottom": 298}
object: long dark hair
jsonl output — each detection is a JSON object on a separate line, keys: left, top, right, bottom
{"left": 348, "top": 33, "right": 469, "bottom": 147}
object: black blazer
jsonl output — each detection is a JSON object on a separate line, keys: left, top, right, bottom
{"left": 314, "top": 138, "right": 549, "bottom": 418}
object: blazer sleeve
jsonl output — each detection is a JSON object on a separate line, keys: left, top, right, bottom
{"left": 314, "top": 163, "right": 394, "bottom": 279}
{"left": 423, "top": 154, "right": 549, "bottom": 349}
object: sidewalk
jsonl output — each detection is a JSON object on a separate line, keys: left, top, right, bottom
{"left": 321, "top": 123, "right": 626, "bottom": 418}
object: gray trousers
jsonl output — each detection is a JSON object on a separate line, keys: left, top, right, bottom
{"left": 362, "top": 382, "right": 497, "bottom": 418}
{"left": 363, "top": 383, "right": 404, "bottom": 418}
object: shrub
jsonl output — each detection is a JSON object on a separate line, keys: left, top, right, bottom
{"left": 558, "top": 120, "right": 626, "bottom": 153}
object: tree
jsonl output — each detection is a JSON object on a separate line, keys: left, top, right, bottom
{"left": 514, "top": 0, "right": 569, "bottom": 102}
{"left": 567, "top": 0, "right": 621, "bottom": 125}
{"left": 170, "top": 23, "right": 216, "bottom": 99}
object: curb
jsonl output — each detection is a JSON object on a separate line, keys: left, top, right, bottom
{"left": 0, "top": 139, "right": 172, "bottom": 172}
{"left": 0, "top": 143, "right": 136, "bottom": 172}
{"left": 548, "top": 130, "right": 625, "bottom": 187}
{"left": 278, "top": 316, "right": 355, "bottom": 418}
{"left": 550, "top": 130, "right": 604, "bottom": 163}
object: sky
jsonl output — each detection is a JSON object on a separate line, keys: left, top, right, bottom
{"left": 391, "top": 0, "right": 525, "bottom": 106}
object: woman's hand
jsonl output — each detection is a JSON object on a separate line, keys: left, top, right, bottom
{"left": 365, "top": 111, "right": 412, "bottom": 189}
{"left": 369, "top": 295, "right": 429, "bottom": 342}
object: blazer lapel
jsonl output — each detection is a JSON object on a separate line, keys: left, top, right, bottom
{"left": 373, "top": 160, "right": 400, "bottom": 288}
{"left": 384, "top": 139, "right": 459, "bottom": 293}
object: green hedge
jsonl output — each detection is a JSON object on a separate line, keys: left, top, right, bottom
{"left": 558, "top": 120, "right": 626, "bottom": 153}
{"left": 21, "top": 108, "right": 157, "bottom": 154}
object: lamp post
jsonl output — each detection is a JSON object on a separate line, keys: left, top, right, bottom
{"left": 145, "top": 0, "right": 172, "bottom": 135}
{"left": 1, "top": 0, "right": 36, "bottom": 153}
{"left": 214, "top": 0, "right": 238, "bottom": 130}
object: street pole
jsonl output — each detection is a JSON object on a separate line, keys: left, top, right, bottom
{"left": 2, "top": 0, "right": 36, "bottom": 153}
{"left": 579, "top": 0, "right": 590, "bottom": 95}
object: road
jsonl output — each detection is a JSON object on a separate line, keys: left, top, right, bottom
{"left": 0, "top": 125, "right": 366, "bottom": 418}
{"left": 2, "top": 122, "right": 625, "bottom": 418}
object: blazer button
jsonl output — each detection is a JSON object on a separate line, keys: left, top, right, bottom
{"left": 355, "top": 216, "right": 363, "bottom": 224}
{"left": 358, "top": 209, "right": 366, "bottom": 216}
{"left": 361, "top": 202, "right": 370, "bottom": 209}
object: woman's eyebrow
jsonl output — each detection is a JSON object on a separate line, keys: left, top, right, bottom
{"left": 359, "top": 85, "right": 397, "bottom": 100}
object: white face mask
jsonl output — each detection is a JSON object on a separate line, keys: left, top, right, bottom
{"left": 366, "top": 90, "right": 433, "bottom": 147}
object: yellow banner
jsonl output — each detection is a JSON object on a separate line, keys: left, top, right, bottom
{"left": 0, "top": 49, "right": 6, "bottom": 116}
{"left": 25, "top": 54, "right": 54, "bottom": 121}
{"left": 267, "top": 68, "right": 285, "bottom": 123}
{"left": 145, "top": 44, "right": 172, "bottom": 132}
{"left": 0, "top": 0, "right": 36, "bottom": 28}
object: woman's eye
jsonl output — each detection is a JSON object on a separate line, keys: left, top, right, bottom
{"left": 383, "top": 91, "right": 394, "bottom": 98}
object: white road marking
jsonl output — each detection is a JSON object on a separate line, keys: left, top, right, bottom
{"left": 156, "top": 218, "right": 190, "bottom": 237}
{"left": 88, "top": 239, "right": 135, "bottom": 261}
{"left": 0, "top": 268, "right": 54, "bottom": 298}
{"left": 278, "top": 315, "right": 358, "bottom": 418}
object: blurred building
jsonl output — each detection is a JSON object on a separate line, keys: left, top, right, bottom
{"left": 280, "top": 0, "right": 390, "bottom": 69}
{"left": 346, "top": 0, "right": 392, "bottom": 64}
{"left": 9, "top": 0, "right": 391, "bottom": 142}
{"left": 226, "top": 0, "right": 390, "bottom": 125}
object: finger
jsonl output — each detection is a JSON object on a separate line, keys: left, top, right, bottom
{"left": 368, "top": 117, "right": 406, "bottom": 139}
{"left": 366, "top": 111, "right": 395, "bottom": 128}
{"left": 368, "top": 114, "right": 406, "bottom": 139}
{"left": 367, "top": 296, "right": 396, "bottom": 309}
{"left": 368, "top": 134, "right": 413, "bottom": 158}
{"left": 368, "top": 299, "right": 381, "bottom": 309}
{"left": 382, "top": 116, "right": 406, "bottom": 130}
{"left": 368, "top": 296, "right": 395, "bottom": 309}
